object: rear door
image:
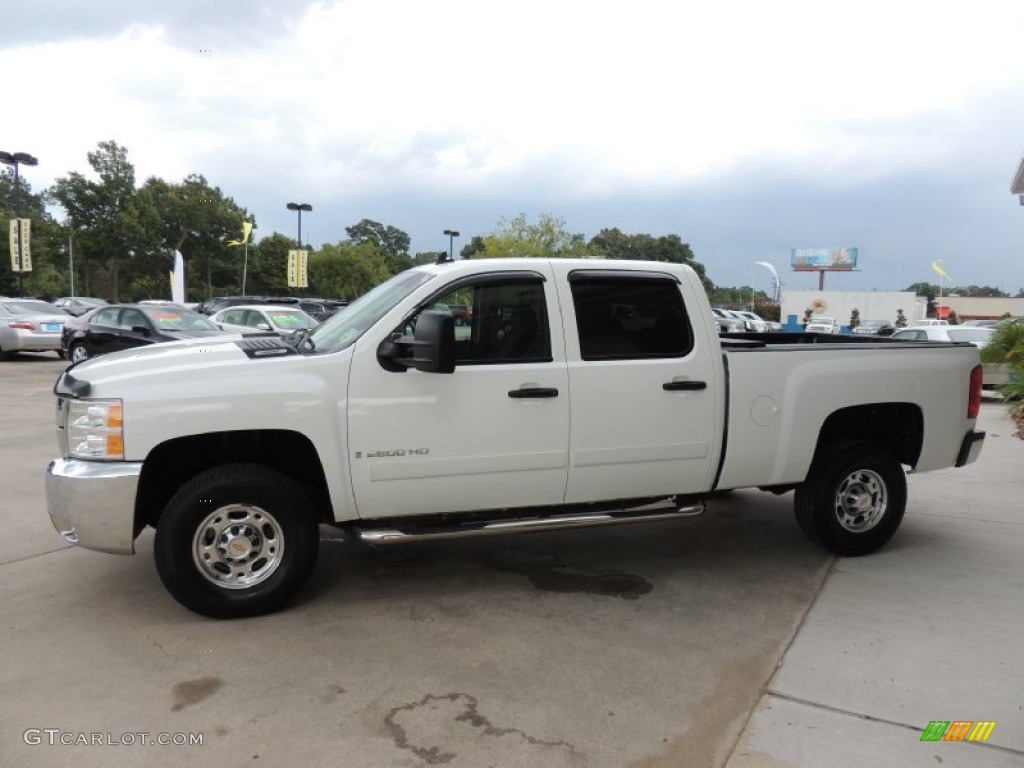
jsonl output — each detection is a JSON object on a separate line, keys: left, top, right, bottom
{"left": 347, "top": 266, "right": 570, "bottom": 518}
{"left": 556, "top": 266, "right": 720, "bottom": 502}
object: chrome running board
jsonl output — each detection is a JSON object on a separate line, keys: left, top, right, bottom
{"left": 355, "top": 501, "right": 704, "bottom": 545}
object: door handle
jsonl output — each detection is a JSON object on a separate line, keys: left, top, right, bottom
{"left": 508, "top": 387, "right": 559, "bottom": 398}
{"left": 663, "top": 380, "right": 707, "bottom": 391}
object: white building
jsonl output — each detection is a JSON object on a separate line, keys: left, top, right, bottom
{"left": 780, "top": 290, "right": 927, "bottom": 331}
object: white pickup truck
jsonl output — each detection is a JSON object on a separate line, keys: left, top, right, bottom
{"left": 46, "top": 259, "right": 986, "bottom": 618}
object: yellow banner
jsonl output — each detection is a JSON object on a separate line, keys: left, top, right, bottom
{"left": 19, "top": 218, "right": 31, "bottom": 272}
{"left": 8, "top": 220, "right": 18, "bottom": 272}
{"left": 287, "top": 249, "right": 308, "bottom": 288}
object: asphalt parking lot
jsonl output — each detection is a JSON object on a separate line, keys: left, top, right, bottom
{"left": 1, "top": 352, "right": 1021, "bottom": 768}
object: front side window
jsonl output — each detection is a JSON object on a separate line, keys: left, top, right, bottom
{"left": 405, "top": 277, "right": 551, "bottom": 365}
{"left": 570, "top": 276, "right": 692, "bottom": 360}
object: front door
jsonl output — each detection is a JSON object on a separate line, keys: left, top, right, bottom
{"left": 347, "top": 267, "right": 570, "bottom": 519}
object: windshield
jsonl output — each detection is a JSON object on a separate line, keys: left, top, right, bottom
{"left": 267, "top": 310, "right": 316, "bottom": 329}
{"left": 143, "top": 308, "right": 219, "bottom": 331}
{"left": 308, "top": 269, "right": 434, "bottom": 353}
{"left": 810, "top": 317, "right": 834, "bottom": 324}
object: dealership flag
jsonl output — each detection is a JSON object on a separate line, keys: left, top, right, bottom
{"left": 227, "top": 221, "right": 252, "bottom": 246}
{"left": 931, "top": 260, "right": 951, "bottom": 281}
{"left": 170, "top": 250, "right": 185, "bottom": 304}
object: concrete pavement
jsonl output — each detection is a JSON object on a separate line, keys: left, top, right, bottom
{"left": 1, "top": 354, "right": 1020, "bottom": 767}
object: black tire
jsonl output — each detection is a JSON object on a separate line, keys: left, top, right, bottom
{"left": 57, "top": 350, "right": 68, "bottom": 360}
{"left": 154, "top": 463, "right": 319, "bottom": 618}
{"left": 794, "top": 443, "right": 906, "bottom": 556}
{"left": 70, "top": 343, "right": 89, "bottom": 363}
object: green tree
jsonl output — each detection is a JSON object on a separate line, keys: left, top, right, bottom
{"left": 588, "top": 228, "right": 711, "bottom": 291}
{"left": 309, "top": 241, "right": 390, "bottom": 299}
{"left": 895, "top": 309, "right": 908, "bottom": 327}
{"left": 345, "top": 219, "right": 412, "bottom": 275}
{"left": 477, "top": 213, "right": 598, "bottom": 259}
{"left": 51, "top": 141, "right": 138, "bottom": 299}
{"left": 1, "top": 169, "right": 68, "bottom": 297}
{"left": 460, "top": 236, "right": 486, "bottom": 259}
{"left": 245, "top": 232, "right": 294, "bottom": 296}
{"left": 981, "top": 321, "right": 1024, "bottom": 405}
{"left": 849, "top": 308, "right": 860, "bottom": 329}
{"left": 413, "top": 251, "right": 446, "bottom": 266}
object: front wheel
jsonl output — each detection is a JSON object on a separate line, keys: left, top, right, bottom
{"left": 154, "top": 463, "right": 319, "bottom": 618}
{"left": 794, "top": 443, "right": 906, "bottom": 556}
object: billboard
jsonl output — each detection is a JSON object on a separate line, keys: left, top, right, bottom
{"left": 791, "top": 247, "right": 857, "bottom": 271}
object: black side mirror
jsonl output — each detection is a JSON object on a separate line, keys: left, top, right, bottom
{"left": 131, "top": 325, "right": 151, "bottom": 337}
{"left": 377, "top": 310, "right": 455, "bottom": 373}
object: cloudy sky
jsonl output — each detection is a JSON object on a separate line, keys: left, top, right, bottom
{"left": 5, "top": 0, "right": 1024, "bottom": 294}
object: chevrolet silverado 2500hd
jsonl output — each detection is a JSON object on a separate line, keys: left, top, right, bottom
{"left": 46, "top": 259, "right": 986, "bottom": 618}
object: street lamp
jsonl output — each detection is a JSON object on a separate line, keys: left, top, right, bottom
{"left": 0, "top": 151, "right": 39, "bottom": 296}
{"left": 286, "top": 202, "right": 312, "bottom": 248}
{"left": 443, "top": 229, "right": 460, "bottom": 261}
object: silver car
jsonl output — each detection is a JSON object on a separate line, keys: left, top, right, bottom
{"left": 210, "top": 305, "right": 319, "bottom": 337}
{"left": 0, "top": 299, "right": 68, "bottom": 359}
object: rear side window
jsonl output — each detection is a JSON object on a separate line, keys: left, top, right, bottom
{"left": 570, "top": 276, "right": 692, "bottom": 360}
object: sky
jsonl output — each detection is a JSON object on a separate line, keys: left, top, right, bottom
{"left": 4, "top": 0, "right": 1024, "bottom": 295}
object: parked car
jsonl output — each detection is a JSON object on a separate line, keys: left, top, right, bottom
{"left": 210, "top": 305, "right": 319, "bottom": 337}
{"left": 62, "top": 304, "right": 228, "bottom": 363}
{"left": 890, "top": 326, "right": 994, "bottom": 347}
{"left": 805, "top": 316, "right": 841, "bottom": 334}
{"left": 53, "top": 296, "right": 109, "bottom": 317}
{"left": 0, "top": 298, "right": 68, "bottom": 360}
{"left": 852, "top": 320, "right": 896, "bottom": 336}
{"left": 193, "top": 296, "right": 272, "bottom": 315}
{"left": 711, "top": 308, "right": 745, "bottom": 333}
{"left": 730, "top": 310, "right": 771, "bottom": 333}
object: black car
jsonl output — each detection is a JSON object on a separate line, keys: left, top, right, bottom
{"left": 62, "top": 304, "right": 228, "bottom": 363}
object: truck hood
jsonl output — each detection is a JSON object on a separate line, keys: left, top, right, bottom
{"left": 60, "top": 335, "right": 283, "bottom": 393}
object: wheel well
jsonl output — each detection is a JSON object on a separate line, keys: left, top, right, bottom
{"left": 813, "top": 403, "right": 923, "bottom": 468}
{"left": 135, "top": 430, "right": 333, "bottom": 534}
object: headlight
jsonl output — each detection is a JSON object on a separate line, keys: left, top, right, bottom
{"left": 67, "top": 399, "right": 124, "bottom": 460}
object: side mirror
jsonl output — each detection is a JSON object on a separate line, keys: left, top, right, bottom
{"left": 256, "top": 323, "right": 272, "bottom": 331}
{"left": 377, "top": 310, "right": 455, "bottom": 374}
{"left": 131, "top": 325, "right": 151, "bottom": 337}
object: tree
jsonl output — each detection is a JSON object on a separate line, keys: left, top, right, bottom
{"left": 413, "top": 251, "right": 446, "bottom": 266}
{"left": 947, "top": 310, "right": 959, "bottom": 325}
{"left": 51, "top": 141, "right": 138, "bottom": 299}
{"left": 476, "top": 213, "right": 598, "bottom": 259}
{"left": 588, "top": 228, "right": 711, "bottom": 291}
{"left": 802, "top": 308, "right": 813, "bottom": 328}
{"left": 1, "top": 168, "right": 67, "bottom": 297}
{"left": 309, "top": 241, "right": 390, "bottom": 299}
{"left": 345, "top": 219, "right": 412, "bottom": 275}
{"left": 895, "top": 309, "right": 908, "bottom": 327}
{"left": 849, "top": 308, "right": 860, "bottom": 329}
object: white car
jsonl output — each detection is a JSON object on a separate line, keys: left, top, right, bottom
{"left": 891, "top": 326, "right": 993, "bottom": 347}
{"left": 711, "top": 308, "right": 745, "bottom": 333}
{"left": 731, "top": 310, "right": 771, "bottom": 333}
{"left": 210, "top": 305, "right": 318, "bottom": 337}
{"left": 805, "top": 316, "right": 840, "bottom": 334}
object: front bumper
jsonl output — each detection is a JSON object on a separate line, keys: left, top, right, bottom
{"left": 45, "top": 458, "right": 143, "bottom": 555}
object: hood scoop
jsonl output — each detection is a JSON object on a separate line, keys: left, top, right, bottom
{"left": 235, "top": 336, "right": 297, "bottom": 359}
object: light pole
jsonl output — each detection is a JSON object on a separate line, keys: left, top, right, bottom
{"left": 286, "top": 202, "right": 312, "bottom": 248}
{"left": 443, "top": 229, "right": 460, "bottom": 261}
{"left": 0, "top": 151, "right": 39, "bottom": 296}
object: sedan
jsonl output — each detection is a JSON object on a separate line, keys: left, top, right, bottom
{"left": 53, "top": 296, "right": 109, "bottom": 317}
{"left": 0, "top": 299, "right": 68, "bottom": 360}
{"left": 63, "top": 304, "right": 227, "bottom": 363}
{"left": 852, "top": 320, "right": 896, "bottom": 336}
{"left": 210, "top": 305, "right": 319, "bottom": 337}
{"left": 711, "top": 308, "right": 745, "bottom": 333}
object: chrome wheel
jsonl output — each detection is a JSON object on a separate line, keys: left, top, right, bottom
{"left": 192, "top": 504, "right": 285, "bottom": 589}
{"left": 834, "top": 469, "right": 887, "bottom": 532}
{"left": 70, "top": 344, "right": 88, "bottom": 363}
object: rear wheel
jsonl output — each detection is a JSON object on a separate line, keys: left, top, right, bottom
{"left": 154, "top": 463, "right": 319, "bottom": 618}
{"left": 794, "top": 443, "right": 906, "bottom": 556}
{"left": 70, "top": 343, "right": 89, "bottom": 363}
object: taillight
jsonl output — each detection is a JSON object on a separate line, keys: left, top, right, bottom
{"left": 968, "top": 364, "right": 982, "bottom": 419}
{"left": 8, "top": 321, "right": 35, "bottom": 330}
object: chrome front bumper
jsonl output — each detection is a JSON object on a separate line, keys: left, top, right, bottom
{"left": 45, "top": 458, "right": 143, "bottom": 555}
